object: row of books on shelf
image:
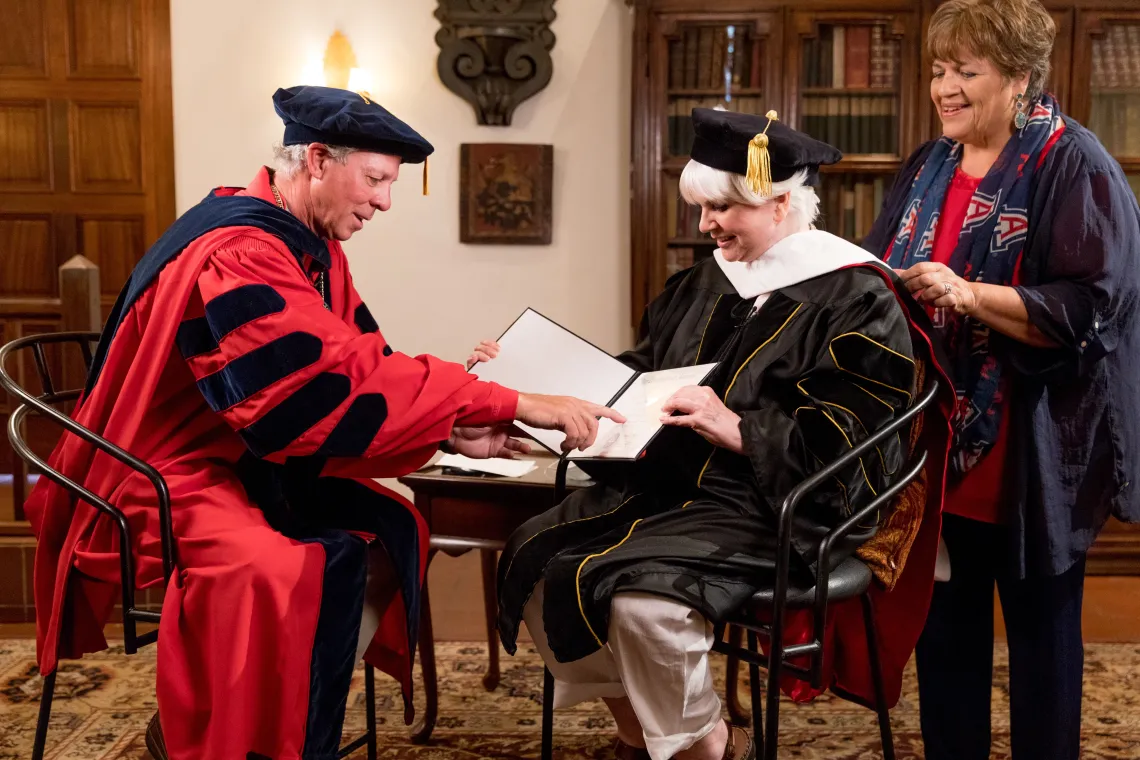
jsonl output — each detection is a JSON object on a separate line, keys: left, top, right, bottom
{"left": 669, "top": 26, "right": 763, "bottom": 91}
{"left": 668, "top": 187, "right": 704, "bottom": 241}
{"left": 816, "top": 176, "right": 888, "bottom": 244}
{"left": 1092, "top": 24, "right": 1140, "bottom": 90}
{"left": 667, "top": 96, "right": 768, "bottom": 156}
{"left": 803, "top": 24, "right": 898, "bottom": 90}
{"left": 800, "top": 95, "right": 899, "bottom": 155}
{"left": 1089, "top": 93, "right": 1140, "bottom": 157}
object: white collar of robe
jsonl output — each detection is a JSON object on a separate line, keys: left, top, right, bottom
{"left": 714, "top": 229, "right": 880, "bottom": 310}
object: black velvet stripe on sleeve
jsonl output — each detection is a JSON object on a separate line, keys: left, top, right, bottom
{"left": 317, "top": 393, "right": 388, "bottom": 457}
{"left": 175, "top": 317, "right": 216, "bottom": 359}
{"left": 205, "top": 283, "right": 286, "bottom": 340}
{"left": 196, "top": 331, "right": 323, "bottom": 412}
{"left": 238, "top": 372, "right": 352, "bottom": 457}
{"left": 175, "top": 285, "right": 287, "bottom": 359}
{"left": 354, "top": 303, "right": 379, "bottom": 334}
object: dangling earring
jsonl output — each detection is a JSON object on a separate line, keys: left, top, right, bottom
{"left": 1014, "top": 92, "right": 1028, "bottom": 129}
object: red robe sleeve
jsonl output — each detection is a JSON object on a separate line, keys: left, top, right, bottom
{"left": 176, "top": 232, "right": 518, "bottom": 475}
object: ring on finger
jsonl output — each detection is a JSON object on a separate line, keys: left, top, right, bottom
{"left": 943, "top": 282, "right": 953, "bottom": 296}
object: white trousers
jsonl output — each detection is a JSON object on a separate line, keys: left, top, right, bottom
{"left": 523, "top": 580, "right": 722, "bottom": 760}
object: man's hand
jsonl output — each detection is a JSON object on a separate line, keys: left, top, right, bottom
{"left": 446, "top": 425, "right": 532, "bottom": 459}
{"left": 466, "top": 339, "right": 501, "bottom": 370}
{"left": 515, "top": 394, "right": 627, "bottom": 453}
{"left": 660, "top": 386, "right": 743, "bottom": 454}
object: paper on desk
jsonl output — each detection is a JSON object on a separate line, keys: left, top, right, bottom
{"left": 438, "top": 453, "right": 538, "bottom": 478}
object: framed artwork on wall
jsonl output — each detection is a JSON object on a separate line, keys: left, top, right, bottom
{"left": 459, "top": 143, "right": 554, "bottom": 245}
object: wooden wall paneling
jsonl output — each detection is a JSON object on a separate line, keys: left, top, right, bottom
{"left": 67, "top": 0, "right": 141, "bottom": 79}
{"left": 0, "top": 0, "right": 174, "bottom": 529}
{"left": 141, "top": 0, "right": 177, "bottom": 242}
{"left": 69, "top": 102, "right": 143, "bottom": 193}
{"left": 0, "top": 100, "right": 52, "bottom": 192}
{"left": 1089, "top": 519, "right": 1140, "bottom": 575}
{"left": 0, "top": 0, "right": 48, "bottom": 79}
{"left": 78, "top": 216, "right": 146, "bottom": 299}
{"left": 0, "top": 216, "right": 56, "bottom": 298}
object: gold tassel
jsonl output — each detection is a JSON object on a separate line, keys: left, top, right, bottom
{"left": 745, "top": 110, "right": 780, "bottom": 197}
{"left": 422, "top": 155, "right": 429, "bottom": 196}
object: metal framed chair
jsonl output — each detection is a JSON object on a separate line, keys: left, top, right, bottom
{"left": 0, "top": 331, "right": 379, "bottom": 760}
{"left": 539, "top": 381, "right": 939, "bottom": 760}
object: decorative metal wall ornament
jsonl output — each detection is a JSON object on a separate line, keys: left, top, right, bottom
{"left": 435, "top": 0, "right": 557, "bottom": 126}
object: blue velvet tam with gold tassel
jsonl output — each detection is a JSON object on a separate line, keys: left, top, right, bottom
{"left": 689, "top": 107, "right": 842, "bottom": 195}
{"left": 272, "top": 85, "right": 434, "bottom": 163}
{"left": 273, "top": 85, "right": 435, "bottom": 195}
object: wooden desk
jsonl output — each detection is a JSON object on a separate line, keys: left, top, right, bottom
{"left": 398, "top": 454, "right": 584, "bottom": 743}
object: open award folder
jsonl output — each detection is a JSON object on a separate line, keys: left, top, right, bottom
{"left": 469, "top": 308, "right": 717, "bottom": 460}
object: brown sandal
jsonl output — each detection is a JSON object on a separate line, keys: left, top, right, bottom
{"left": 723, "top": 724, "right": 755, "bottom": 760}
{"left": 144, "top": 711, "right": 168, "bottom": 760}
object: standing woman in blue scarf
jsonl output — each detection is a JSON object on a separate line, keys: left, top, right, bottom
{"left": 863, "top": 0, "right": 1140, "bottom": 758}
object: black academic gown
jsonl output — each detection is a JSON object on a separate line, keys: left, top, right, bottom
{"left": 497, "top": 245, "right": 923, "bottom": 665}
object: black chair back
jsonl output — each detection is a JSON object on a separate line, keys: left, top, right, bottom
{"left": 0, "top": 331, "right": 175, "bottom": 653}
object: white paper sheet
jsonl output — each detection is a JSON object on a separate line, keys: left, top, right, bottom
{"left": 569, "top": 364, "right": 719, "bottom": 459}
{"left": 469, "top": 308, "right": 637, "bottom": 454}
{"left": 437, "top": 453, "right": 538, "bottom": 478}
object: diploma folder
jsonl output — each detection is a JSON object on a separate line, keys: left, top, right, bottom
{"left": 469, "top": 308, "right": 717, "bottom": 460}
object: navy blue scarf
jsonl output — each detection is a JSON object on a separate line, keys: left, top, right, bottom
{"left": 85, "top": 191, "right": 330, "bottom": 395}
{"left": 885, "top": 93, "right": 1064, "bottom": 477}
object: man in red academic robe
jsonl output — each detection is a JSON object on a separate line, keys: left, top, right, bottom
{"left": 24, "top": 85, "right": 621, "bottom": 760}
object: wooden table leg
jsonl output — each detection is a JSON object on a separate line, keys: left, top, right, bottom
{"left": 480, "top": 548, "right": 501, "bottom": 691}
{"left": 725, "top": 625, "right": 751, "bottom": 726}
{"left": 410, "top": 550, "right": 439, "bottom": 744}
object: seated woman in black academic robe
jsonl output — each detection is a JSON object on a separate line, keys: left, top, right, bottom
{"left": 478, "top": 110, "right": 946, "bottom": 760}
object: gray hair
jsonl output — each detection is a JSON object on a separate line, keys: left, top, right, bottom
{"left": 678, "top": 160, "right": 820, "bottom": 232}
{"left": 272, "top": 142, "right": 359, "bottom": 177}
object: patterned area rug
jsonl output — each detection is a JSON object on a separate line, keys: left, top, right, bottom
{"left": 2, "top": 639, "right": 1139, "bottom": 759}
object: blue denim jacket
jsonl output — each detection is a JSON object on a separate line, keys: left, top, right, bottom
{"left": 864, "top": 116, "right": 1140, "bottom": 578}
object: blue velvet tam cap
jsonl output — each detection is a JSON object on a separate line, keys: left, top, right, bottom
{"left": 690, "top": 107, "right": 841, "bottom": 191}
{"left": 272, "top": 85, "right": 434, "bottom": 164}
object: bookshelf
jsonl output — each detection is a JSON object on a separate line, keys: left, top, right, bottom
{"left": 631, "top": 1, "right": 922, "bottom": 326}
{"left": 1074, "top": 11, "right": 1140, "bottom": 168}
{"left": 629, "top": 0, "right": 1140, "bottom": 575}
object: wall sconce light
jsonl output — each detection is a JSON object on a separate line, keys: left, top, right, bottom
{"left": 325, "top": 30, "right": 372, "bottom": 91}
{"left": 301, "top": 30, "right": 373, "bottom": 93}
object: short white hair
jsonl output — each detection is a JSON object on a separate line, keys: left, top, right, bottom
{"left": 678, "top": 161, "right": 820, "bottom": 231}
{"left": 272, "top": 142, "right": 358, "bottom": 177}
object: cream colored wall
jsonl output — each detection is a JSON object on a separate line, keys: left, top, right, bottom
{"left": 170, "top": 1, "right": 633, "bottom": 640}
{"left": 170, "top": 0, "right": 634, "bottom": 361}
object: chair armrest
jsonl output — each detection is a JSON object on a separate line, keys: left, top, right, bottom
{"left": 763, "top": 381, "right": 939, "bottom": 686}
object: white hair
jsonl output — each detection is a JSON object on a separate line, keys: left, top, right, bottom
{"left": 678, "top": 161, "right": 820, "bottom": 231}
{"left": 272, "top": 142, "right": 358, "bottom": 178}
